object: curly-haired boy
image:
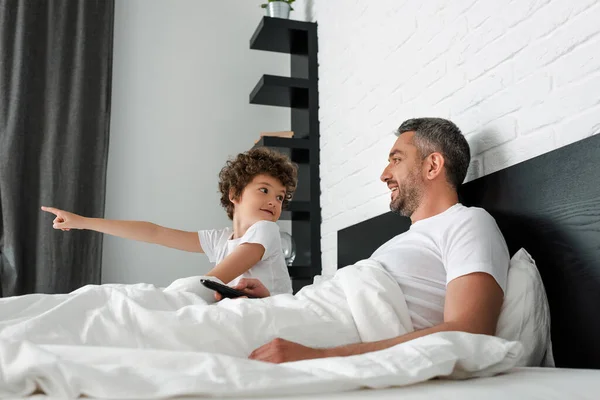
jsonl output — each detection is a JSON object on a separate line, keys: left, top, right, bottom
{"left": 42, "top": 148, "right": 298, "bottom": 299}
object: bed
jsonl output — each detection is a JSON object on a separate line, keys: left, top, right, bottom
{"left": 4, "top": 135, "right": 600, "bottom": 399}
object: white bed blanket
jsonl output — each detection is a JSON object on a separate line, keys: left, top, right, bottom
{"left": 0, "top": 260, "right": 523, "bottom": 398}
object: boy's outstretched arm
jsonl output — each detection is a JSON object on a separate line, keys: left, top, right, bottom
{"left": 41, "top": 206, "right": 203, "bottom": 253}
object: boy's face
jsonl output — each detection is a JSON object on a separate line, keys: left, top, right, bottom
{"left": 232, "top": 174, "right": 286, "bottom": 223}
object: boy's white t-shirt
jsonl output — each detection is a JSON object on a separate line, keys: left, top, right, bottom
{"left": 198, "top": 220, "right": 293, "bottom": 295}
{"left": 370, "top": 203, "right": 509, "bottom": 331}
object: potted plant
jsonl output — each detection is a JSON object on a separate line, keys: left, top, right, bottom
{"left": 261, "top": 0, "right": 295, "bottom": 19}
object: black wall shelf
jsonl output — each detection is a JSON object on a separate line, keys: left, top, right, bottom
{"left": 254, "top": 136, "right": 310, "bottom": 149}
{"left": 280, "top": 201, "right": 310, "bottom": 221}
{"left": 249, "top": 17, "right": 320, "bottom": 293}
{"left": 249, "top": 75, "right": 309, "bottom": 108}
{"left": 252, "top": 137, "right": 310, "bottom": 164}
{"left": 250, "top": 17, "right": 312, "bottom": 54}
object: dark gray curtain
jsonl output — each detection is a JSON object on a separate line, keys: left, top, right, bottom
{"left": 0, "top": 0, "right": 114, "bottom": 296}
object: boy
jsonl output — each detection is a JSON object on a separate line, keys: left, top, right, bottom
{"left": 41, "top": 148, "right": 297, "bottom": 298}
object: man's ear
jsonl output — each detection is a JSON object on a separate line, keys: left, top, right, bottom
{"left": 425, "top": 152, "right": 445, "bottom": 181}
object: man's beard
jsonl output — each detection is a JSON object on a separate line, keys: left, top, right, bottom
{"left": 389, "top": 171, "right": 423, "bottom": 218}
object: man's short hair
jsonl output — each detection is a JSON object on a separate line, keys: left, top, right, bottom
{"left": 395, "top": 118, "right": 470, "bottom": 189}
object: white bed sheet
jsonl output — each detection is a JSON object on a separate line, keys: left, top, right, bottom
{"left": 254, "top": 367, "right": 598, "bottom": 400}
{"left": 23, "top": 368, "right": 599, "bottom": 400}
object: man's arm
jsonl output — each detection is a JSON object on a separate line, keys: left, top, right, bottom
{"left": 249, "top": 272, "right": 503, "bottom": 363}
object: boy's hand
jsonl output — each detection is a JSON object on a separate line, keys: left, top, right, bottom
{"left": 214, "top": 278, "right": 270, "bottom": 301}
{"left": 41, "top": 206, "right": 86, "bottom": 231}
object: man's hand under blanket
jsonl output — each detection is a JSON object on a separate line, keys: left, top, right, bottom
{"left": 249, "top": 272, "right": 504, "bottom": 363}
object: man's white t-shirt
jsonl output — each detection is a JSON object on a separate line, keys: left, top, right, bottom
{"left": 370, "top": 203, "right": 509, "bottom": 330}
{"left": 198, "top": 221, "right": 293, "bottom": 295}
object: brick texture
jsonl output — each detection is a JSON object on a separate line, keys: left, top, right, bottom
{"left": 295, "top": 0, "right": 600, "bottom": 275}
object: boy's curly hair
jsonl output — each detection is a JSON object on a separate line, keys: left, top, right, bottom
{"left": 218, "top": 148, "right": 298, "bottom": 220}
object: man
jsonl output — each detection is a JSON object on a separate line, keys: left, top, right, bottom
{"left": 225, "top": 118, "right": 510, "bottom": 364}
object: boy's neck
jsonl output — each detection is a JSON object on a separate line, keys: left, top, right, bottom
{"left": 231, "top": 216, "right": 253, "bottom": 240}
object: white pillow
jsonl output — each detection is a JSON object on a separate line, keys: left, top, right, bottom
{"left": 495, "top": 248, "right": 554, "bottom": 367}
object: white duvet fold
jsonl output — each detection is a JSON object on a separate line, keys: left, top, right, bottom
{"left": 0, "top": 260, "right": 408, "bottom": 356}
{"left": 0, "top": 260, "right": 523, "bottom": 398}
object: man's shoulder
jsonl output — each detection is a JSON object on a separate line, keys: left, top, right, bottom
{"left": 450, "top": 205, "right": 505, "bottom": 242}
{"left": 437, "top": 205, "right": 501, "bottom": 237}
{"left": 454, "top": 204, "right": 495, "bottom": 222}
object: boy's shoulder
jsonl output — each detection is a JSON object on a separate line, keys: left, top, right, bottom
{"left": 241, "top": 220, "right": 283, "bottom": 255}
{"left": 248, "top": 220, "right": 280, "bottom": 233}
{"left": 199, "top": 226, "right": 233, "bottom": 236}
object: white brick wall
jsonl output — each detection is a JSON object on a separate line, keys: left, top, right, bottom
{"left": 295, "top": 0, "right": 600, "bottom": 276}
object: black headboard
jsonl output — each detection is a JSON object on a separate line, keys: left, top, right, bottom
{"left": 338, "top": 134, "right": 600, "bottom": 369}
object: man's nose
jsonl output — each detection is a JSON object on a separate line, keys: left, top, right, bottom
{"left": 380, "top": 165, "right": 391, "bottom": 182}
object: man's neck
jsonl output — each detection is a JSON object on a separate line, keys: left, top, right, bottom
{"left": 410, "top": 189, "right": 459, "bottom": 224}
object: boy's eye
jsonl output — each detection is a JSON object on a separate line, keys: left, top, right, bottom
{"left": 276, "top": 195, "right": 284, "bottom": 202}
{"left": 259, "top": 188, "right": 268, "bottom": 194}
